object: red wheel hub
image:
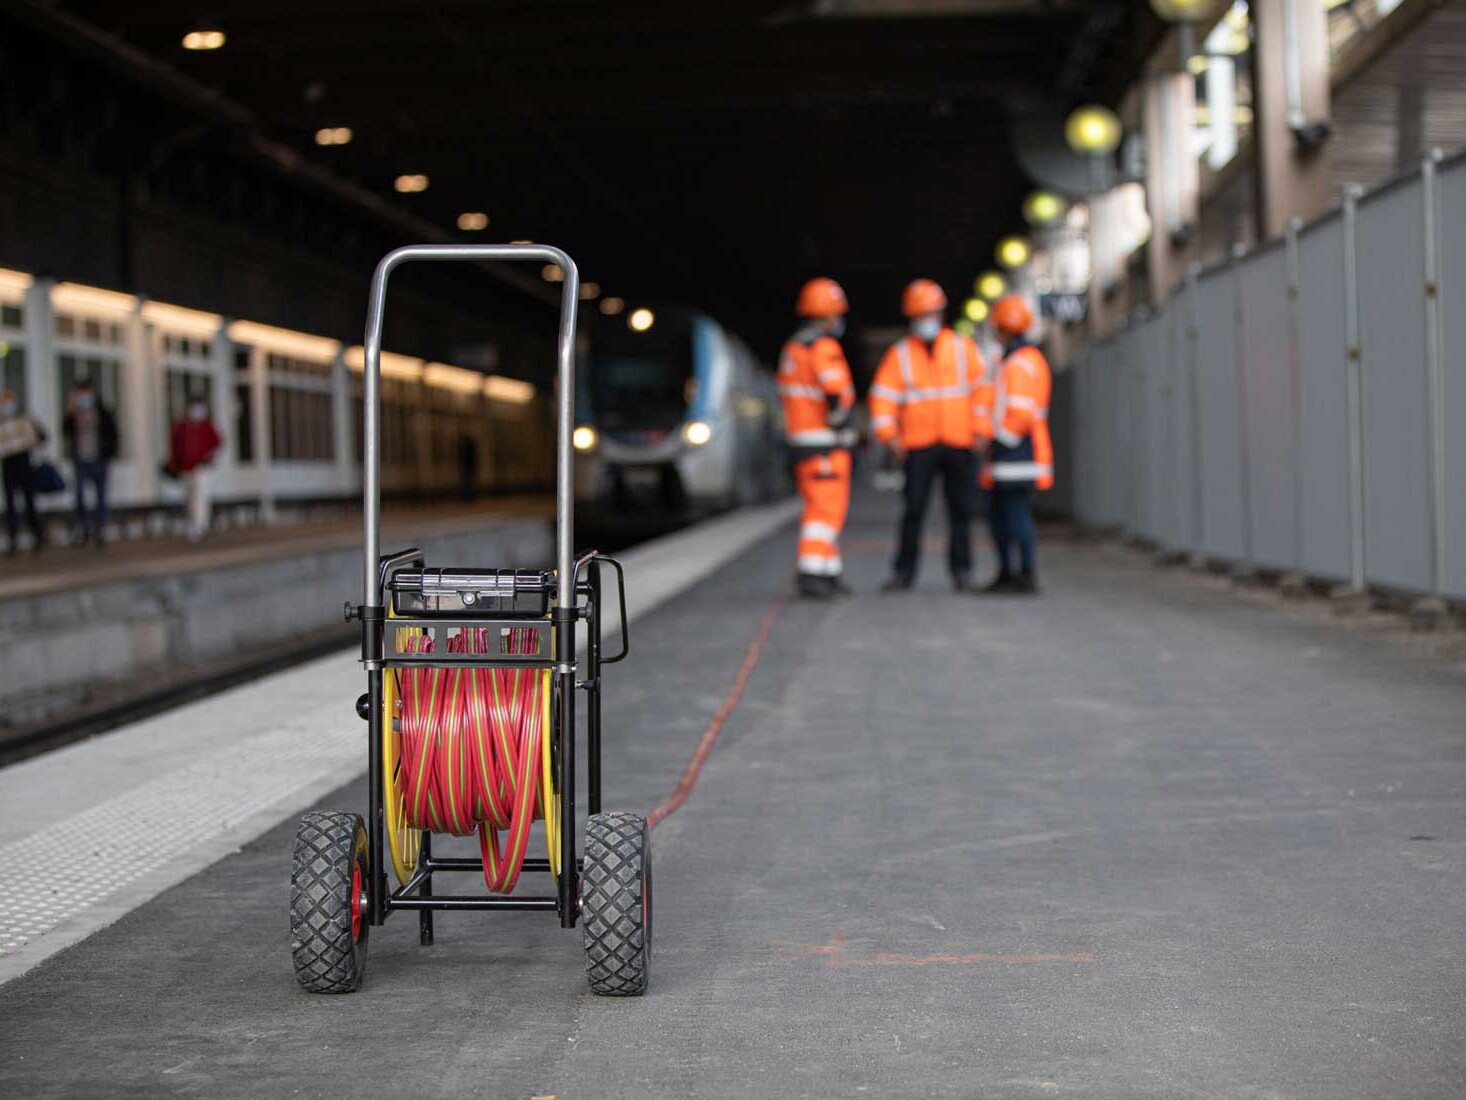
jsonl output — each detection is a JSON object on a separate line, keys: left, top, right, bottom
{"left": 351, "top": 862, "right": 364, "bottom": 941}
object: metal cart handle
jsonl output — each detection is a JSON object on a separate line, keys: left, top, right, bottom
{"left": 572, "top": 550, "right": 630, "bottom": 665}
{"left": 359, "top": 245, "right": 580, "bottom": 623}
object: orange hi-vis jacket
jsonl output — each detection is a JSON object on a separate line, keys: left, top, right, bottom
{"left": 980, "top": 343, "right": 1053, "bottom": 490}
{"left": 778, "top": 330, "right": 856, "bottom": 455}
{"left": 868, "top": 329, "right": 987, "bottom": 450}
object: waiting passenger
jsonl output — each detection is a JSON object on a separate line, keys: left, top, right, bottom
{"left": 0, "top": 389, "right": 48, "bottom": 554}
{"left": 62, "top": 377, "right": 118, "bottom": 548}
{"left": 169, "top": 397, "right": 222, "bottom": 542}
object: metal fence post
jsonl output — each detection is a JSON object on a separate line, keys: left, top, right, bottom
{"left": 1342, "top": 184, "right": 1366, "bottom": 592}
{"left": 1421, "top": 149, "right": 1447, "bottom": 599}
{"left": 1231, "top": 242, "right": 1253, "bottom": 575}
{"left": 1285, "top": 217, "right": 1305, "bottom": 579}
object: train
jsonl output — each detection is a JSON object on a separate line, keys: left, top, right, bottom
{"left": 571, "top": 306, "right": 787, "bottom": 517}
{"left": 0, "top": 263, "right": 556, "bottom": 542}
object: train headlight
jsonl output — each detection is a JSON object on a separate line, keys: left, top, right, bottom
{"left": 682, "top": 420, "right": 712, "bottom": 447}
{"left": 572, "top": 425, "right": 598, "bottom": 452}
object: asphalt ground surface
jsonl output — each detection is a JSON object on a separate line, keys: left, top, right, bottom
{"left": 1, "top": 490, "right": 1463, "bottom": 1099}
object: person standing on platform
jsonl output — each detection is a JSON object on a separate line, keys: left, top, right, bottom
{"left": 779, "top": 277, "right": 856, "bottom": 599}
{"left": 62, "top": 376, "right": 118, "bottom": 548}
{"left": 169, "top": 394, "right": 222, "bottom": 542}
{"left": 0, "top": 389, "right": 48, "bottom": 554}
{"left": 980, "top": 294, "right": 1053, "bottom": 594}
{"left": 869, "top": 279, "right": 987, "bottom": 592}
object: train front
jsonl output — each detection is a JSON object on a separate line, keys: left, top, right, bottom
{"left": 573, "top": 307, "right": 743, "bottom": 515}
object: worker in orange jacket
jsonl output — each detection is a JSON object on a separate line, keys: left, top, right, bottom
{"left": 780, "top": 277, "right": 857, "bottom": 599}
{"left": 868, "top": 279, "right": 988, "bottom": 592}
{"left": 979, "top": 294, "right": 1053, "bottom": 594}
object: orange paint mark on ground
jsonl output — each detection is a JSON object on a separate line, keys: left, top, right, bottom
{"left": 863, "top": 952, "right": 1094, "bottom": 967}
{"left": 772, "top": 934, "right": 1091, "bottom": 970}
{"left": 775, "top": 929, "right": 849, "bottom": 964}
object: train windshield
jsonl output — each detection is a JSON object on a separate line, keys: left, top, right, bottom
{"left": 587, "top": 313, "right": 694, "bottom": 434}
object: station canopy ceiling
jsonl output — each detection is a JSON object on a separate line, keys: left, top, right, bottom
{"left": 56, "top": 0, "right": 1160, "bottom": 342}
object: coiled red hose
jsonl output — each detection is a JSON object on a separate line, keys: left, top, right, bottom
{"left": 395, "top": 628, "right": 546, "bottom": 893}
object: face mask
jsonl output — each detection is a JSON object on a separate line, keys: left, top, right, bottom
{"left": 0, "top": 402, "right": 15, "bottom": 418}
{"left": 911, "top": 317, "right": 941, "bottom": 342}
{"left": 827, "top": 316, "right": 846, "bottom": 339}
{"left": 75, "top": 392, "right": 95, "bottom": 411}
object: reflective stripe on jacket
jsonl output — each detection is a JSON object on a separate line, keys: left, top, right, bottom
{"left": 868, "top": 329, "right": 986, "bottom": 450}
{"left": 981, "top": 344, "right": 1053, "bottom": 490}
{"left": 779, "top": 332, "right": 855, "bottom": 454}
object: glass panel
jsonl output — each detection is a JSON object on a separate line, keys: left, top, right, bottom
{"left": 235, "top": 382, "right": 254, "bottom": 463}
{"left": 1, "top": 345, "right": 26, "bottom": 406}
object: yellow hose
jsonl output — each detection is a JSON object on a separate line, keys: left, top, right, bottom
{"left": 383, "top": 616, "right": 422, "bottom": 887}
{"left": 539, "top": 668, "right": 559, "bottom": 881}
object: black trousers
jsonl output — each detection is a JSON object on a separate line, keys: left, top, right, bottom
{"left": 893, "top": 444, "right": 976, "bottom": 580}
{"left": 3, "top": 465, "right": 42, "bottom": 544}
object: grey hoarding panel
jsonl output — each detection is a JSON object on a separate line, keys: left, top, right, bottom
{"left": 1161, "top": 304, "right": 1189, "bottom": 550}
{"left": 1045, "top": 369, "right": 1075, "bottom": 519}
{"left": 1144, "top": 313, "right": 1173, "bottom": 545}
{"left": 1437, "top": 157, "right": 1466, "bottom": 599}
{"left": 1195, "top": 269, "right": 1246, "bottom": 561}
{"left": 1237, "top": 244, "right": 1296, "bottom": 572}
{"left": 1356, "top": 178, "right": 1432, "bottom": 592}
{"left": 1295, "top": 212, "right": 1353, "bottom": 582}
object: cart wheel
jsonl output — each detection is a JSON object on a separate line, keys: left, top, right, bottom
{"left": 582, "top": 811, "right": 651, "bottom": 996}
{"left": 290, "top": 810, "right": 370, "bottom": 994}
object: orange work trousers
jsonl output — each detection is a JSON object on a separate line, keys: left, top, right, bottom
{"left": 794, "top": 449, "right": 852, "bottom": 578}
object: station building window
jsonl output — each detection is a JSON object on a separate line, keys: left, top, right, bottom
{"left": 161, "top": 332, "right": 216, "bottom": 438}
{"left": 233, "top": 345, "right": 254, "bottom": 463}
{"left": 267, "top": 352, "right": 334, "bottom": 462}
{"left": 0, "top": 298, "right": 24, "bottom": 405}
{"left": 55, "top": 309, "right": 127, "bottom": 452}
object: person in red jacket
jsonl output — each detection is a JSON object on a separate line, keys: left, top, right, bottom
{"left": 169, "top": 396, "right": 222, "bottom": 542}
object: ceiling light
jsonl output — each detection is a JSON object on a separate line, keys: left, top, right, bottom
{"left": 510, "top": 239, "right": 533, "bottom": 245}
{"left": 682, "top": 421, "right": 713, "bottom": 447}
{"left": 1022, "top": 190, "right": 1066, "bottom": 227}
{"left": 995, "top": 236, "right": 1031, "bottom": 269}
{"left": 1064, "top": 105, "right": 1123, "bottom": 156}
{"left": 628, "top": 308, "right": 655, "bottom": 333}
{"left": 314, "top": 127, "right": 353, "bottom": 146}
{"left": 457, "top": 212, "right": 489, "bottom": 231}
{"left": 572, "top": 426, "right": 598, "bottom": 452}
{"left": 182, "top": 29, "right": 226, "bottom": 50}
{"left": 394, "top": 174, "right": 429, "bottom": 194}
{"left": 1187, "top": 54, "right": 1210, "bottom": 75}
{"left": 579, "top": 282, "right": 600, "bottom": 300}
{"left": 600, "top": 297, "right": 625, "bottom": 316}
{"left": 542, "top": 264, "right": 564, "bottom": 283}
{"left": 963, "top": 298, "right": 989, "bottom": 323}
{"left": 976, "top": 272, "right": 1006, "bottom": 300}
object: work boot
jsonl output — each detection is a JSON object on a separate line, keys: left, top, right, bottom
{"left": 1012, "top": 570, "right": 1039, "bottom": 595}
{"left": 881, "top": 574, "right": 913, "bottom": 592}
{"left": 827, "top": 575, "right": 854, "bottom": 597}
{"left": 797, "top": 573, "right": 833, "bottom": 600}
{"left": 981, "top": 572, "right": 1015, "bottom": 594}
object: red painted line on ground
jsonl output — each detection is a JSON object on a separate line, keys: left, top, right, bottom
{"left": 862, "top": 952, "right": 1094, "bottom": 967}
{"left": 645, "top": 591, "right": 789, "bottom": 829}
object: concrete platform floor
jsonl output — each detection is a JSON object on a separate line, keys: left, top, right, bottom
{"left": 1, "top": 490, "right": 1463, "bottom": 1098}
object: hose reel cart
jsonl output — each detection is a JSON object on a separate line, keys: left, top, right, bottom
{"left": 290, "top": 244, "right": 651, "bottom": 996}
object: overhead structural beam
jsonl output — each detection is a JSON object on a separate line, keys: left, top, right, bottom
{"left": 4, "top": 0, "right": 556, "bottom": 307}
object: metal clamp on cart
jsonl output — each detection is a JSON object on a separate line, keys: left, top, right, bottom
{"left": 291, "top": 244, "right": 650, "bottom": 997}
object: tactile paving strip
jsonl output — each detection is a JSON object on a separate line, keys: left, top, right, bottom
{"left": 0, "top": 721, "right": 358, "bottom": 956}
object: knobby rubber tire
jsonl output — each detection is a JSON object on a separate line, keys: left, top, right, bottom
{"left": 291, "top": 810, "right": 369, "bottom": 994}
{"left": 582, "top": 811, "right": 652, "bottom": 996}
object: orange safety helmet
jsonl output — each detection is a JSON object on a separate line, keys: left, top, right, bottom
{"left": 992, "top": 293, "right": 1034, "bottom": 335}
{"left": 901, "top": 279, "right": 947, "bottom": 318}
{"left": 796, "top": 277, "right": 849, "bottom": 318}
